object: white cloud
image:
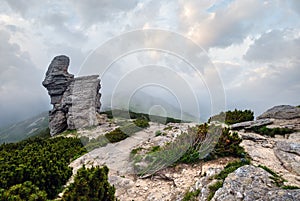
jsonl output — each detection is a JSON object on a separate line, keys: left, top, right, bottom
{"left": 0, "top": 0, "right": 299, "bottom": 125}
{"left": 244, "top": 29, "right": 300, "bottom": 62}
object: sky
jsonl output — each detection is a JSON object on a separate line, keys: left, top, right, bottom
{"left": 0, "top": 0, "right": 299, "bottom": 126}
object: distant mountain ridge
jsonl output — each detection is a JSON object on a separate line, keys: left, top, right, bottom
{"left": 0, "top": 112, "right": 49, "bottom": 144}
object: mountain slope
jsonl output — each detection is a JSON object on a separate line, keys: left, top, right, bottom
{"left": 0, "top": 112, "right": 49, "bottom": 144}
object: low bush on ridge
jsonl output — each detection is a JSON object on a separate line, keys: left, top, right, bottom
{"left": 247, "top": 126, "right": 294, "bottom": 137}
{"left": 209, "top": 109, "right": 254, "bottom": 125}
{"left": 130, "top": 123, "right": 248, "bottom": 177}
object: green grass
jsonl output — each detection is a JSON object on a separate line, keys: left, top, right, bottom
{"left": 258, "top": 165, "right": 286, "bottom": 187}
{"left": 205, "top": 159, "right": 250, "bottom": 200}
{"left": 182, "top": 189, "right": 201, "bottom": 201}
{"left": 282, "top": 185, "right": 300, "bottom": 189}
{"left": 207, "top": 180, "right": 224, "bottom": 201}
{"left": 215, "top": 159, "right": 250, "bottom": 180}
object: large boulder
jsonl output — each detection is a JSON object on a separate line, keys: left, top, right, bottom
{"left": 257, "top": 105, "right": 300, "bottom": 120}
{"left": 230, "top": 119, "right": 273, "bottom": 130}
{"left": 43, "top": 55, "right": 101, "bottom": 135}
{"left": 212, "top": 165, "right": 300, "bottom": 201}
{"left": 274, "top": 141, "right": 300, "bottom": 176}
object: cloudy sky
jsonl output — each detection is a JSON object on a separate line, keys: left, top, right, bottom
{"left": 0, "top": 0, "right": 299, "bottom": 126}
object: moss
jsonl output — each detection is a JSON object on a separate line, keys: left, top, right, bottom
{"left": 182, "top": 189, "right": 201, "bottom": 201}
{"left": 258, "top": 165, "right": 286, "bottom": 187}
{"left": 205, "top": 159, "right": 250, "bottom": 200}
{"left": 215, "top": 159, "right": 250, "bottom": 180}
{"left": 207, "top": 180, "right": 223, "bottom": 201}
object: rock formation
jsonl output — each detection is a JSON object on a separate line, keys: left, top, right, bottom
{"left": 257, "top": 105, "right": 300, "bottom": 119}
{"left": 43, "top": 55, "right": 101, "bottom": 136}
{"left": 230, "top": 119, "right": 273, "bottom": 130}
{"left": 212, "top": 165, "right": 300, "bottom": 201}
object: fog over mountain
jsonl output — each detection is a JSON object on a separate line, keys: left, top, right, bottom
{"left": 0, "top": 0, "right": 299, "bottom": 127}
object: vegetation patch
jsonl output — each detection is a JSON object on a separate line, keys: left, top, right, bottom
{"left": 104, "top": 128, "right": 129, "bottom": 143}
{"left": 163, "top": 125, "right": 174, "bottom": 130}
{"left": 131, "top": 123, "right": 248, "bottom": 177}
{"left": 205, "top": 159, "right": 250, "bottom": 200}
{"left": 0, "top": 136, "right": 86, "bottom": 200}
{"left": 182, "top": 189, "right": 201, "bottom": 201}
{"left": 247, "top": 126, "right": 294, "bottom": 137}
{"left": 0, "top": 181, "right": 48, "bottom": 201}
{"left": 134, "top": 118, "right": 150, "bottom": 128}
{"left": 82, "top": 119, "right": 150, "bottom": 150}
{"left": 215, "top": 159, "right": 251, "bottom": 180}
{"left": 258, "top": 165, "right": 286, "bottom": 187}
{"left": 282, "top": 185, "right": 300, "bottom": 189}
{"left": 209, "top": 109, "right": 254, "bottom": 125}
{"left": 101, "top": 109, "right": 183, "bottom": 124}
{"left": 62, "top": 165, "right": 116, "bottom": 201}
{"left": 60, "top": 129, "right": 78, "bottom": 137}
{"left": 207, "top": 180, "right": 224, "bottom": 201}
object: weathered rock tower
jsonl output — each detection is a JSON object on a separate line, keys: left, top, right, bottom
{"left": 42, "top": 55, "right": 101, "bottom": 136}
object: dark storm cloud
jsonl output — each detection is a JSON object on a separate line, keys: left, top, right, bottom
{"left": 0, "top": 29, "right": 49, "bottom": 126}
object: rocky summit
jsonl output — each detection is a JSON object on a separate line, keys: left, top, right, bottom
{"left": 257, "top": 105, "right": 300, "bottom": 120}
{"left": 43, "top": 55, "right": 101, "bottom": 136}
{"left": 61, "top": 105, "right": 300, "bottom": 200}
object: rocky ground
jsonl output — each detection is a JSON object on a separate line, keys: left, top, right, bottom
{"left": 65, "top": 105, "right": 300, "bottom": 200}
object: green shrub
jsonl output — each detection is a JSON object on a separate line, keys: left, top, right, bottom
{"left": 178, "top": 125, "right": 247, "bottom": 163}
{"left": 248, "top": 126, "right": 294, "bottom": 137}
{"left": 134, "top": 118, "right": 149, "bottom": 128}
{"left": 209, "top": 109, "right": 254, "bottom": 125}
{"left": 62, "top": 166, "right": 116, "bottom": 201}
{"left": 205, "top": 128, "right": 246, "bottom": 160}
{"left": 1, "top": 181, "right": 47, "bottom": 201}
{"left": 282, "top": 185, "right": 300, "bottom": 189}
{"left": 0, "top": 137, "right": 86, "bottom": 199}
{"left": 105, "top": 128, "right": 129, "bottom": 143}
{"left": 131, "top": 123, "right": 248, "bottom": 177}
